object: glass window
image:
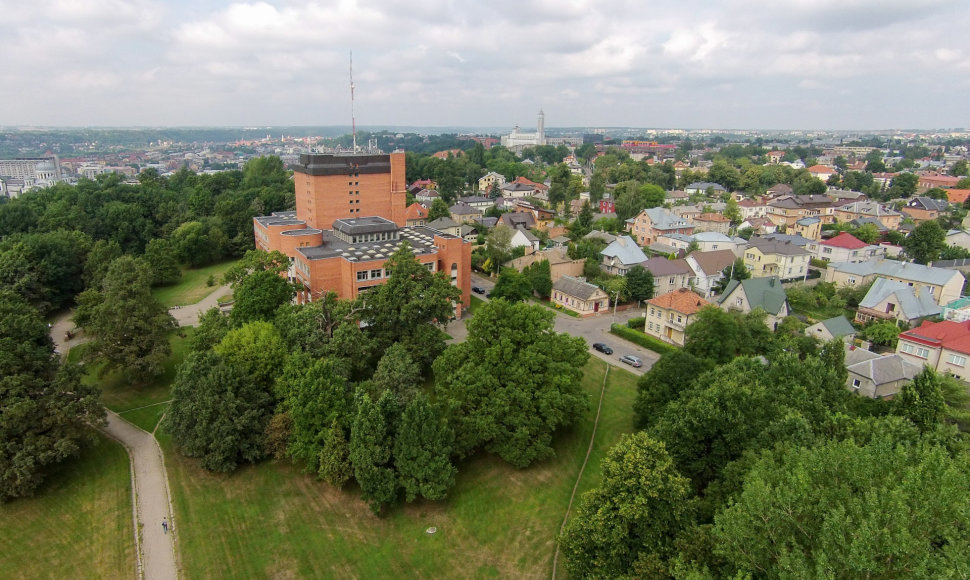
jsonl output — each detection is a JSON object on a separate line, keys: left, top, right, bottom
{"left": 370, "top": 269, "right": 382, "bottom": 279}
{"left": 947, "top": 354, "right": 967, "bottom": 366}
{"left": 356, "top": 271, "right": 368, "bottom": 281}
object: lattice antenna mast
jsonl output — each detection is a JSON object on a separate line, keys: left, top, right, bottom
{"left": 350, "top": 51, "right": 357, "bottom": 153}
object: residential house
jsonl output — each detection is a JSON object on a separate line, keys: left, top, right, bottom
{"left": 404, "top": 202, "right": 428, "bottom": 227}
{"left": 601, "top": 235, "right": 648, "bottom": 276}
{"left": 834, "top": 201, "right": 903, "bottom": 230}
{"left": 718, "top": 276, "right": 790, "bottom": 328}
{"left": 686, "top": 249, "right": 737, "bottom": 297}
{"left": 917, "top": 172, "right": 961, "bottom": 191}
{"left": 941, "top": 296, "right": 970, "bottom": 323}
{"left": 458, "top": 195, "right": 495, "bottom": 212}
{"left": 807, "top": 164, "right": 838, "bottom": 181}
{"left": 501, "top": 182, "right": 536, "bottom": 199}
{"left": 458, "top": 223, "right": 480, "bottom": 242}
{"left": 478, "top": 171, "right": 506, "bottom": 192}
{"left": 945, "top": 229, "right": 970, "bottom": 252}
{"left": 665, "top": 190, "right": 689, "bottom": 202}
{"left": 655, "top": 232, "right": 694, "bottom": 253}
{"left": 509, "top": 247, "right": 584, "bottom": 283}
{"left": 815, "top": 232, "right": 886, "bottom": 263}
{"left": 643, "top": 257, "right": 694, "bottom": 294}
{"left": 628, "top": 207, "right": 695, "bottom": 245}
{"left": 690, "top": 231, "right": 745, "bottom": 255}
{"left": 513, "top": 201, "right": 556, "bottom": 230}
{"left": 738, "top": 216, "right": 777, "bottom": 235}
{"left": 947, "top": 189, "right": 970, "bottom": 205}
{"left": 500, "top": 211, "right": 536, "bottom": 231}
{"left": 685, "top": 181, "right": 726, "bottom": 195}
{"left": 896, "top": 320, "right": 970, "bottom": 381}
{"left": 692, "top": 212, "right": 731, "bottom": 235}
{"left": 585, "top": 229, "right": 618, "bottom": 245}
{"left": 737, "top": 197, "right": 769, "bottom": 220}
{"left": 854, "top": 278, "right": 941, "bottom": 325}
{"left": 901, "top": 196, "right": 950, "bottom": 224}
{"left": 414, "top": 189, "right": 439, "bottom": 203}
{"left": 791, "top": 216, "right": 822, "bottom": 240}
{"left": 509, "top": 176, "right": 549, "bottom": 195}
{"left": 474, "top": 216, "right": 498, "bottom": 229}
{"left": 551, "top": 276, "right": 610, "bottom": 317}
{"left": 766, "top": 183, "right": 793, "bottom": 197}
{"left": 766, "top": 194, "right": 837, "bottom": 227}
{"left": 426, "top": 216, "right": 462, "bottom": 237}
{"left": 823, "top": 260, "right": 964, "bottom": 306}
{"left": 449, "top": 202, "right": 481, "bottom": 224}
{"left": 510, "top": 228, "right": 540, "bottom": 253}
{"left": 644, "top": 288, "right": 711, "bottom": 346}
{"left": 804, "top": 315, "right": 856, "bottom": 343}
{"left": 742, "top": 238, "right": 811, "bottom": 280}
{"left": 845, "top": 348, "right": 921, "bottom": 399}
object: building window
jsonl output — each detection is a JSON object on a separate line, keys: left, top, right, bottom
{"left": 947, "top": 354, "right": 967, "bottom": 366}
{"left": 901, "top": 343, "right": 915, "bottom": 354}
{"left": 917, "top": 347, "right": 930, "bottom": 358}
{"left": 356, "top": 271, "right": 368, "bottom": 281}
{"left": 852, "top": 379, "right": 861, "bottom": 389}
{"left": 370, "top": 269, "right": 382, "bottom": 279}
{"left": 736, "top": 297, "right": 743, "bottom": 307}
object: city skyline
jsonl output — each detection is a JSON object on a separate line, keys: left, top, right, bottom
{"left": 1, "top": 0, "right": 968, "bottom": 130}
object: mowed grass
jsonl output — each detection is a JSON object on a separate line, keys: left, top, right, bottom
{"left": 163, "top": 357, "right": 637, "bottom": 579}
{"left": 0, "top": 433, "right": 135, "bottom": 579}
{"left": 70, "top": 329, "right": 195, "bottom": 432}
{"left": 151, "top": 260, "right": 240, "bottom": 308}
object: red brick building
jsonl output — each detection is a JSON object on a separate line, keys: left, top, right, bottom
{"left": 254, "top": 153, "right": 471, "bottom": 315}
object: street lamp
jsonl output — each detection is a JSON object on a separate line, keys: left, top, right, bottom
{"left": 610, "top": 290, "right": 619, "bottom": 324}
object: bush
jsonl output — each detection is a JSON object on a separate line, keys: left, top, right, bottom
{"left": 627, "top": 316, "right": 646, "bottom": 329}
{"left": 610, "top": 324, "right": 677, "bottom": 355}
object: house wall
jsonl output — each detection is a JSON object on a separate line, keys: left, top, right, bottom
{"left": 896, "top": 337, "right": 943, "bottom": 370}
{"left": 938, "top": 347, "right": 970, "bottom": 381}
{"left": 743, "top": 248, "right": 810, "bottom": 279}
{"left": 847, "top": 373, "right": 906, "bottom": 399}
{"left": 552, "top": 289, "right": 609, "bottom": 317}
{"left": 643, "top": 305, "right": 693, "bottom": 346}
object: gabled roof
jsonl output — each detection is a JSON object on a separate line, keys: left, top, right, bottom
{"left": 807, "top": 164, "right": 836, "bottom": 174}
{"left": 449, "top": 202, "right": 479, "bottom": 215}
{"left": 692, "top": 231, "right": 735, "bottom": 243}
{"left": 642, "top": 207, "right": 691, "bottom": 230}
{"left": 686, "top": 181, "right": 726, "bottom": 191}
{"left": 822, "top": 232, "right": 868, "bottom": 250}
{"left": 828, "top": 259, "right": 961, "bottom": 286}
{"left": 404, "top": 202, "right": 427, "bottom": 221}
{"left": 907, "top": 196, "right": 950, "bottom": 211}
{"left": 500, "top": 212, "right": 535, "bottom": 229}
{"left": 859, "top": 278, "right": 941, "bottom": 319}
{"left": 694, "top": 212, "right": 730, "bottom": 223}
{"left": 602, "top": 235, "right": 648, "bottom": 265}
{"left": 795, "top": 216, "right": 821, "bottom": 226}
{"left": 850, "top": 217, "right": 888, "bottom": 231}
{"left": 687, "top": 249, "right": 736, "bottom": 275}
{"left": 747, "top": 237, "right": 811, "bottom": 256}
{"left": 847, "top": 354, "right": 920, "bottom": 386}
{"left": 898, "top": 319, "right": 970, "bottom": 356}
{"left": 719, "top": 276, "right": 788, "bottom": 315}
{"left": 643, "top": 257, "right": 692, "bottom": 276}
{"left": 553, "top": 276, "right": 605, "bottom": 301}
{"left": 647, "top": 288, "right": 711, "bottom": 315}
{"left": 427, "top": 216, "right": 459, "bottom": 230}
{"left": 819, "top": 315, "right": 856, "bottom": 338}
{"left": 946, "top": 189, "right": 970, "bottom": 205}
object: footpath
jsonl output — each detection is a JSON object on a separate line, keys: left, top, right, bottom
{"left": 50, "top": 285, "right": 225, "bottom": 580}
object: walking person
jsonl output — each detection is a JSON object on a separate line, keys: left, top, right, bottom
{"left": 162, "top": 518, "right": 168, "bottom": 534}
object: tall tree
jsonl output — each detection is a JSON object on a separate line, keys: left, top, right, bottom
{"left": 165, "top": 351, "right": 275, "bottom": 472}
{"left": 560, "top": 433, "right": 693, "bottom": 579}
{"left": 229, "top": 269, "right": 295, "bottom": 326}
{"left": 393, "top": 394, "right": 457, "bottom": 502}
{"left": 0, "top": 290, "right": 104, "bottom": 502}
{"left": 433, "top": 300, "right": 589, "bottom": 467}
{"left": 895, "top": 367, "right": 946, "bottom": 432}
{"left": 350, "top": 390, "right": 398, "bottom": 515}
{"left": 523, "top": 259, "right": 553, "bottom": 299}
{"left": 79, "top": 256, "right": 176, "bottom": 383}
{"left": 626, "top": 264, "right": 655, "bottom": 303}
{"left": 491, "top": 268, "right": 533, "bottom": 301}
{"left": 318, "top": 419, "right": 353, "bottom": 488}
{"left": 427, "top": 198, "right": 451, "bottom": 222}
{"left": 903, "top": 219, "right": 946, "bottom": 264}
{"left": 142, "top": 238, "right": 182, "bottom": 287}
{"left": 371, "top": 343, "right": 421, "bottom": 405}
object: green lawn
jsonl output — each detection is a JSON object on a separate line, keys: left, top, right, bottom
{"left": 151, "top": 260, "right": 240, "bottom": 307}
{"left": 163, "top": 357, "right": 637, "bottom": 579}
{"left": 0, "top": 433, "right": 135, "bottom": 579}
{"left": 71, "top": 329, "right": 195, "bottom": 432}
{"left": 469, "top": 295, "right": 486, "bottom": 314}
{"left": 532, "top": 298, "right": 580, "bottom": 317}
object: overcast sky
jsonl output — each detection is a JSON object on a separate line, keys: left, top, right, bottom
{"left": 1, "top": 0, "right": 968, "bottom": 130}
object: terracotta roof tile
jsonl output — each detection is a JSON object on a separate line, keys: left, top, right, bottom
{"left": 647, "top": 288, "right": 711, "bottom": 315}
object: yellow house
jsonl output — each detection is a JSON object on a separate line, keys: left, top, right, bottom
{"left": 823, "top": 260, "right": 965, "bottom": 306}
{"left": 790, "top": 216, "right": 822, "bottom": 240}
{"left": 742, "top": 238, "right": 811, "bottom": 280}
{"left": 644, "top": 288, "right": 711, "bottom": 347}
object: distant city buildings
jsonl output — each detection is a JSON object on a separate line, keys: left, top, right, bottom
{"left": 501, "top": 110, "right": 546, "bottom": 150}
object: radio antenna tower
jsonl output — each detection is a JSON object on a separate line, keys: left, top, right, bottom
{"left": 350, "top": 51, "right": 357, "bottom": 153}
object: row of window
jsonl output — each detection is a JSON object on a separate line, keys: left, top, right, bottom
{"left": 900, "top": 342, "right": 931, "bottom": 359}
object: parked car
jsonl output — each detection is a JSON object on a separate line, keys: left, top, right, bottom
{"left": 619, "top": 354, "right": 643, "bottom": 368}
{"left": 592, "top": 342, "right": 614, "bottom": 355}
{"left": 472, "top": 286, "right": 486, "bottom": 294}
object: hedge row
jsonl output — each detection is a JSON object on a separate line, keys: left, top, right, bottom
{"left": 609, "top": 323, "right": 678, "bottom": 356}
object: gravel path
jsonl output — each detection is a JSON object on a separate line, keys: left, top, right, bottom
{"left": 49, "top": 285, "right": 228, "bottom": 579}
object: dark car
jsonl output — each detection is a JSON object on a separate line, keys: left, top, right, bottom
{"left": 619, "top": 354, "right": 643, "bottom": 368}
{"left": 472, "top": 286, "right": 486, "bottom": 294}
{"left": 592, "top": 342, "right": 613, "bottom": 355}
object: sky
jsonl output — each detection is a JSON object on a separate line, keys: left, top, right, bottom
{"left": 1, "top": 0, "right": 968, "bottom": 130}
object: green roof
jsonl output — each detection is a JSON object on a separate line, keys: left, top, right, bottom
{"left": 820, "top": 315, "right": 856, "bottom": 339}
{"left": 720, "top": 277, "right": 788, "bottom": 315}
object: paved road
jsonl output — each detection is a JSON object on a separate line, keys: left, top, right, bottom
{"left": 467, "top": 273, "right": 659, "bottom": 375}
{"left": 47, "top": 285, "right": 234, "bottom": 580}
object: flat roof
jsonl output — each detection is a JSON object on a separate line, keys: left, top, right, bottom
{"left": 333, "top": 216, "right": 399, "bottom": 236}
{"left": 297, "top": 225, "right": 442, "bottom": 262}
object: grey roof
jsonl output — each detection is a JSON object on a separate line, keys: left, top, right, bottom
{"left": 847, "top": 354, "right": 921, "bottom": 386}
{"left": 796, "top": 216, "right": 821, "bottom": 226}
{"left": 688, "top": 249, "right": 736, "bottom": 275}
{"left": 333, "top": 216, "right": 399, "bottom": 236}
{"left": 585, "top": 230, "right": 618, "bottom": 244}
{"left": 828, "top": 259, "right": 962, "bottom": 286}
{"left": 661, "top": 232, "right": 694, "bottom": 243}
{"left": 758, "top": 233, "right": 814, "bottom": 247}
{"left": 691, "top": 231, "right": 735, "bottom": 243}
{"left": 458, "top": 195, "right": 493, "bottom": 205}
{"left": 859, "top": 278, "right": 941, "bottom": 319}
{"left": 850, "top": 217, "right": 889, "bottom": 231}
{"left": 515, "top": 229, "right": 540, "bottom": 242}
{"left": 474, "top": 216, "right": 499, "bottom": 228}
{"left": 747, "top": 237, "right": 811, "bottom": 256}
{"left": 449, "top": 202, "right": 480, "bottom": 215}
{"left": 601, "top": 235, "right": 649, "bottom": 265}
{"left": 648, "top": 242, "right": 681, "bottom": 255}
{"left": 907, "top": 196, "right": 950, "bottom": 211}
{"left": 686, "top": 181, "right": 726, "bottom": 191}
{"left": 643, "top": 207, "right": 691, "bottom": 230}
{"left": 427, "top": 216, "right": 459, "bottom": 230}
{"left": 553, "top": 276, "right": 605, "bottom": 301}
{"left": 297, "top": 225, "right": 442, "bottom": 262}
{"left": 643, "top": 257, "right": 693, "bottom": 276}
{"left": 845, "top": 346, "right": 882, "bottom": 367}
{"left": 719, "top": 276, "right": 788, "bottom": 315}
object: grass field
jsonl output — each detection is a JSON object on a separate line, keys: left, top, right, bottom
{"left": 70, "top": 329, "right": 195, "bottom": 432}
{"left": 163, "top": 357, "right": 637, "bottom": 579}
{"left": 151, "top": 260, "right": 240, "bottom": 308}
{"left": 0, "top": 433, "right": 135, "bottom": 579}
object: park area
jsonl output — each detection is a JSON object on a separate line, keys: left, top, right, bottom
{"left": 162, "top": 357, "right": 636, "bottom": 578}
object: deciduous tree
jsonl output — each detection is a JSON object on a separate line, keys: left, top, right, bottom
{"left": 350, "top": 390, "right": 398, "bottom": 515}
{"left": 393, "top": 394, "right": 456, "bottom": 502}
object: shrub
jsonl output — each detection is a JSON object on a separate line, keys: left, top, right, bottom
{"left": 627, "top": 316, "right": 646, "bottom": 329}
{"left": 610, "top": 324, "right": 677, "bottom": 355}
